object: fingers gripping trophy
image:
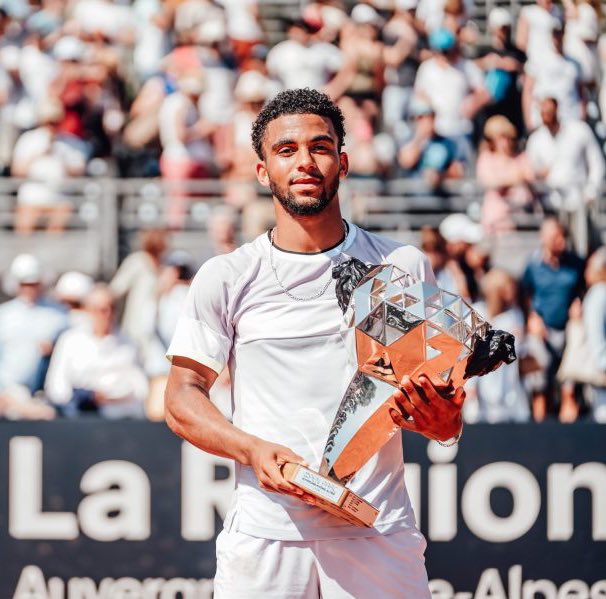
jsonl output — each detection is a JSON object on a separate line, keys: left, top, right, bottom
{"left": 282, "top": 257, "right": 517, "bottom": 527}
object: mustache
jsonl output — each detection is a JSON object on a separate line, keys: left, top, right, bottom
{"left": 289, "top": 173, "right": 324, "bottom": 184}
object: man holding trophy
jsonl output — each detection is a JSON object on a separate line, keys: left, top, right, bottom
{"left": 165, "top": 89, "right": 513, "bottom": 598}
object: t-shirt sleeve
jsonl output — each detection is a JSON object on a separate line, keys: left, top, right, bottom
{"left": 166, "top": 256, "right": 236, "bottom": 374}
{"left": 386, "top": 245, "right": 437, "bottom": 286}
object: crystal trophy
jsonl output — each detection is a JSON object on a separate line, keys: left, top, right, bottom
{"left": 282, "top": 259, "right": 516, "bottom": 527}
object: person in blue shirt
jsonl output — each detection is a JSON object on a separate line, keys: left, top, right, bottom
{"left": 0, "top": 254, "right": 69, "bottom": 400}
{"left": 521, "top": 217, "right": 584, "bottom": 419}
{"left": 397, "top": 100, "right": 461, "bottom": 191}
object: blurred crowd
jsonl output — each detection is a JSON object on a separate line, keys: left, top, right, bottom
{"left": 1, "top": 218, "right": 606, "bottom": 425}
{"left": 0, "top": 0, "right": 604, "bottom": 246}
{"left": 1, "top": 0, "right": 606, "bottom": 424}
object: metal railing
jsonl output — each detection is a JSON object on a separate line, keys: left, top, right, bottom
{"left": 0, "top": 176, "right": 603, "bottom": 280}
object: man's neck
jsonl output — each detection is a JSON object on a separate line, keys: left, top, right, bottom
{"left": 542, "top": 249, "right": 563, "bottom": 267}
{"left": 272, "top": 202, "right": 346, "bottom": 253}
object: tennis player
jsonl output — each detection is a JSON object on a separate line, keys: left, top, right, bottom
{"left": 165, "top": 88, "right": 464, "bottom": 598}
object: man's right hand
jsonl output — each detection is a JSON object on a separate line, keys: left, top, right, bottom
{"left": 247, "top": 437, "right": 310, "bottom": 497}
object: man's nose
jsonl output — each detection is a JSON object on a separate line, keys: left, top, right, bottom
{"left": 296, "top": 148, "right": 317, "bottom": 170}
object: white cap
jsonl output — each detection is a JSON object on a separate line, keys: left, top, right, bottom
{"left": 55, "top": 271, "right": 94, "bottom": 303}
{"left": 234, "top": 71, "right": 270, "bottom": 103}
{"left": 488, "top": 8, "right": 512, "bottom": 30}
{"left": 351, "top": 3, "right": 384, "bottom": 26}
{"left": 10, "top": 253, "right": 42, "bottom": 284}
{"left": 439, "top": 214, "right": 483, "bottom": 244}
{"left": 53, "top": 36, "right": 85, "bottom": 61}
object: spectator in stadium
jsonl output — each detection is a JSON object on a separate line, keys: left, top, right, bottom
{"left": 208, "top": 205, "right": 238, "bottom": 257}
{"left": 338, "top": 4, "right": 385, "bottom": 104}
{"left": 464, "top": 269, "right": 530, "bottom": 423}
{"left": 54, "top": 270, "right": 95, "bottom": 329}
{"left": 563, "top": 0, "right": 601, "bottom": 88}
{"left": 216, "top": 0, "right": 264, "bottom": 66}
{"left": 516, "top": 0, "right": 563, "bottom": 65}
{"left": 523, "top": 23, "right": 584, "bottom": 130}
{"left": 420, "top": 226, "right": 469, "bottom": 297}
{"left": 0, "top": 254, "right": 68, "bottom": 398}
{"left": 439, "top": 213, "right": 485, "bottom": 302}
{"left": 413, "top": 27, "right": 490, "bottom": 165}
{"left": 338, "top": 94, "right": 396, "bottom": 178}
{"left": 110, "top": 228, "right": 168, "bottom": 368}
{"left": 158, "top": 71, "right": 217, "bottom": 229}
{"left": 0, "top": 45, "right": 37, "bottom": 176}
{"left": 521, "top": 217, "right": 585, "bottom": 420}
{"left": 398, "top": 100, "right": 462, "bottom": 190}
{"left": 476, "top": 115, "right": 535, "bottom": 234}
{"left": 526, "top": 96, "right": 604, "bottom": 256}
{"left": 582, "top": 246, "right": 606, "bottom": 422}
{"left": 218, "top": 70, "right": 272, "bottom": 208}
{"left": 476, "top": 8, "right": 526, "bottom": 135}
{"left": 382, "top": 0, "right": 429, "bottom": 144}
{"left": 11, "top": 99, "right": 85, "bottom": 234}
{"left": 45, "top": 284, "right": 147, "bottom": 419}
{"left": 265, "top": 17, "right": 343, "bottom": 96}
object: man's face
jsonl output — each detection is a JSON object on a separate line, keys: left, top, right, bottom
{"left": 540, "top": 98, "right": 558, "bottom": 127}
{"left": 256, "top": 113, "right": 348, "bottom": 217}
{"left": 541, "top": 221, "right": 566, "bottom": 256}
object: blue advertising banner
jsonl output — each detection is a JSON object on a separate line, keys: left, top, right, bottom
{"left": 0, "top": 421, "right": 604, "bottom": 598}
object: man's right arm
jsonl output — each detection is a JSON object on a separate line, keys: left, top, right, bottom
{"left": 164, "top": 356, "right": 307, "bottom": 496}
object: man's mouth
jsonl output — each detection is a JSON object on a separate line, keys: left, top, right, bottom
{"left": 291, "top": 177, "right": 322, "bottom": 185}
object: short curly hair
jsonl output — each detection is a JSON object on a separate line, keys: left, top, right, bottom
{"left": 251, "top": 88, "right": 346, "bottom": 160}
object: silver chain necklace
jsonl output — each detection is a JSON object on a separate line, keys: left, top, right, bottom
{"left": 269, "top": 220, "right": 349, "bottom": 302}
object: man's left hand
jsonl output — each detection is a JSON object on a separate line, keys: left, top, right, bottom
{"left": 389, "top": 374, "right": 465, "bottom": 442}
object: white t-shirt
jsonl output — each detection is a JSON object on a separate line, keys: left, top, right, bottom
{"left": 564, "top": 3, "right": 599, "bottom": 83}
{"left": 414, "top": 56, "right": 485, "bottom": 137}
{"left": 216, "top": 0, "right": 263, "bottom": 41}
{"left": 266, "top": 40, "right": 343, "bottom": 91}
{"left": 45, "top": 327, "right": 147, "bottom": 419}
{"left": 167, "top": 223, "right": 435, "bottom": 541}
{"left": 526, "top": 52, "right": 582, "bottom": 126}
{"left": 520, "top": 4, "right": 561, "bottom": 64}
{"left": 526, "top": 119, "right": 605, "bottom": 208}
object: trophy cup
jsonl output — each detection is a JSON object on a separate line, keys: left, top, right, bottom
{"left": 282, "top": 258, "right": 516, "bottom": 527}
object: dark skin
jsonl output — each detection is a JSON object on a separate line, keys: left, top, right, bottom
{"left": 165, "top": 112, "right": 464, "bottom": 500}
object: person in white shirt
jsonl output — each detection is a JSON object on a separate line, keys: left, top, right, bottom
{"left": 516, "top": 0, "right": 563, "bottom": 64}
{"left": 414, "top": 27, "right": 490, "bottom": 164}
{"left": 265, "top": 19, "right": 343, "bottom": 94}
{"left": 164, "top": 89, "right": 464, "bottom": 598}
{"left": 45, "top": 284, "right": 147, "bottom": 419}
{"left": 523, "top": 24, "right": 585, "bottom": 129}
{"left": 464, "top": 269, "right": 530, "bottom": 423}
{"left": 526, "top": 95, "right": 605, "bottom": 256}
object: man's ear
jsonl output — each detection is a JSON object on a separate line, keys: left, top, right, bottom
{"left": 256, "top": 161, "right": 270, "bottom": 187}
{"left": 339, "top": 152, "right": 349, "bottom": 179}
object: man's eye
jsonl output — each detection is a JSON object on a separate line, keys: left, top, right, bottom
{"left": 279, "top": 148, "right": 294, "bottom": 155}
{"left": 313, "top": 145, "right": 329, "bottom": 152}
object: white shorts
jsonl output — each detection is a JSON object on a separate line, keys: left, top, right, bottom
{"left": 213, "top": 526, "right": 430, "bottom": 599}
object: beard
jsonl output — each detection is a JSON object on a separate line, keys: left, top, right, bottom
{"left": 269, "top": 175, "right": 340, "bottom": 217}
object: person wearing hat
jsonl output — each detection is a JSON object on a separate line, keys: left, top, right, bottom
{"left": 0, "top": 254, "right": 69, "bottom": 398}
{"left": 475, "top": 8, "right": 526, "bottom": 134}
{"left": 414, "top": 26, "right": 491, "bottom": 165}
{"left": 398, "top": 99, "right": 462, "bottom": 189}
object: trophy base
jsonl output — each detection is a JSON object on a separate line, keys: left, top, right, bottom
{"left": 282, "top": 462, "right": 378, "bottom": 528}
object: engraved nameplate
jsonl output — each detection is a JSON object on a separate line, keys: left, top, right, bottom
{"left": 291, "top": 467, "right": 347, "bottom": 505}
